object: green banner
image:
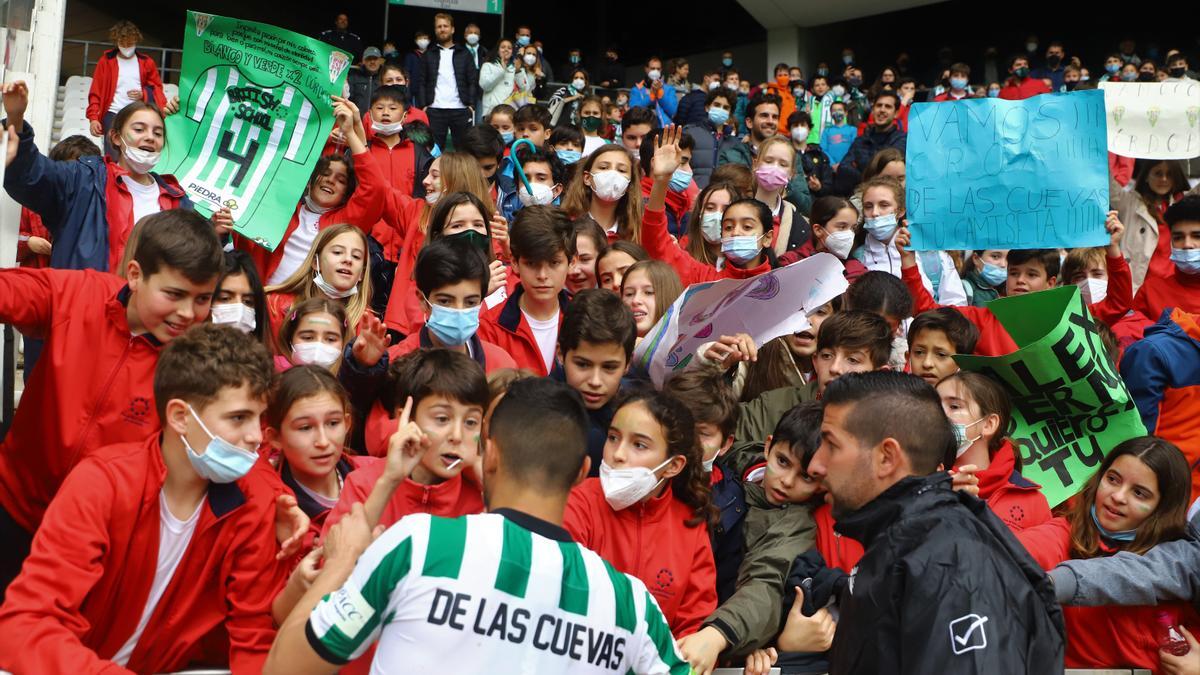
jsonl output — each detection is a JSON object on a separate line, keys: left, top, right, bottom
{"left": 954, "top": 286, "right": 1146, "bottom": 507}
{"left": 159, "top": 11, "right": 350, "bottom": 251}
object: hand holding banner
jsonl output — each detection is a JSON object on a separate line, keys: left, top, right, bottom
{"left": 1100, "top": 80, "right": 1200, "bottom": 159}
{"left": 954, "top": 286, "right": 1146, "bottom": 507}
{"left": 906, "top": 90, "right": 1110, "bottom": 251}
{"left": 158, "top": 11, "right": 351, "bottom": 251}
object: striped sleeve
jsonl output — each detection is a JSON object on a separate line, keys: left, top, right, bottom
{"left": 625, "top": 581, "right": 691, "bottom": 675}
{"left": 305, "top": 514, "right": 433, "bottom": 663}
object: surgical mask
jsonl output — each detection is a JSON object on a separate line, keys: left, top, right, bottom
{"left": 556, "top": 148, "right": 582, "bottom": 165}
{"left": 424, "top": 190, "right": 441, "bottom": 205}
{"left": 425, "top": 301, "right": 481, "bottom": 347}
{"left": 980, "top": 262, "right": 1008, "bottom": 287}
{"left": 581, "top": 116, "right": 602, "bottom": 133}
{"left": 1014, "top": 66, "right": 1030, "bottom": 79}
{"left": 599, "top": 458, "right": 672, "bottom": 511}
{"left": 647, "top": 69, "right": 661, "bottom": 82}
{"left": 447, "top": 228, "right": 491, "bottom": 254}
{"left": 1170, "top": 247, "right": 1200, "bottom": 274}
{"left": 570, "top": 54, "right": 580, "bottom": 64}
{"left": 292, "top": 341, "right": 342, "bottom": 368}
{"left": 465, "top": 34, "right": 480, "bottom": 46}
{"left": 831, "top": 85, "right": 846, "bottom": 97}
{"left": 523, "top": 53, "right": 538, "bottom": 66}
{"left": 700, "top": 211, "right": 723, "bottom": 243}
{"left": 1090, "top": 505, "right": 1137, "bottom": 542}
{"left": 824, "top": 230, "right": 855, "bottom": 259}
{"left": 121, "top": 142, "right": 160, "bottom": 174}
{"left": 722, "top": 57, "right": 733, "bottom": 67}
{"left": 519, "top": 181, "right": 557, "bottom": 206}
{"left": 952, "top": 418, "right": 984, "bottom": 457}
{"left": 709, "top": 80, "right": 721, "bottom": 91}
{"left": 831, "top": 110, "right": 846, "bottom": 123}
{"left": 1077, "top": 277, "right": 1108, "bottom": 304}
{"left": 589, "top": 170, "right": 630, "bottom": 201}
{"left": 1106, "top": 63, "right": 1121, "bottom": 74}
{"left": 702, "top": 453, "right": 719, "bottom": 473}
{"left": 372, "top": 120, "right": 403, "bottom": 135}
{"left": 119, "top": 46, "right": 136, "bottom": 59}
{"left": 1120, "top": 71, "right": 1139, "bottom": 82}
{"left": 500, "top": 130, "right": 515, "bottom": 145}
{"left": 516, "top": 35, "right": 531, "bottom": 47}
{"left": 707, "top": 107, "right": 730, "bottom": 126}
{"left": 950, "top": 77, "right": 968, "bottom": 90}
{"left": 303, "top": 194, "right": 333, "bottom": 214}
{"left": 416, "top": 38, "right": 430, "bottom": 50}
{"left": 987, "top": 88, "right": 1001, "bottom": 98}
{"left": 863, "top": 213, "right": 898, "bottom": 242}
{"left": 313, "top": 264, "right": 359, "bottom": 299}
{"left": 791, "top": 126, "right": 809, "bottom": 143}
{"left": 792, "top": 86, "right": 805, "bottom": 98}
{"left": 722, "top": 235, "right": 762, "bottom": 264}
{"left": 1026, "top": 42, "right": 1038, "bottom": 53}
{"left": 842, "top": 55, "right": 854, "bottom": 65}
{"left": 210, "top": 303, "right": 256, "bottom": 334}
{"left": 668, "top": 168, "right": 692, "bottom": 193}
{"left": 817, "top": 68, "right": 829, "bottom": 77}
{"left": 572, "top": 78, "right": 587, "bottom": 91}
{"left": 754, "top": 164, "right": 789, "bottom": 191}
{"left": 1170, "top": 66, "right": 1187, "bottom": 78}
{"left": 182, "top": 404, "right": 259, "bottom": 484}
{"left": 848, "top": 76, "right": 862, "bottom": 88}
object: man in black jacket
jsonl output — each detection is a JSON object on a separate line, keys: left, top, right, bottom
{"left": 807, "top": 371, "right": 1065, "bottom": 675}
{"left": 834, "top": 90, "right": 907, "bottom": 194}
{"left": 420, "top": 12, "right": 478, "bottom": 151}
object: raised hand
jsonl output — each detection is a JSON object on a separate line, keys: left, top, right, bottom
{"left": 651, "top": 124, "right": 684, "bottom": 181}
{"left": 490, "top": 213, "right": 511, "bottom": 261}
{"left": 385, "top": 396, "right": 430, "bottom": 483}
{"left": 894, "top": 225, "right": 918, "bottom": 269}
{"left": 1105, "top": 209, "right": 1125, "bottom": 255}
{"left": 211, "top": 207, "right": 234, "bottom": 236}
{"left": 487, "top": 259, "right": 507, "bottom": 297}
{"left": 352, "top": 312, "right": 391, "bottom": 368}
{"left": 702, "top": 333, "right": 758, "bottom": 369}
{"left": 2, "top": 81, "right": 29, "bottom": 129}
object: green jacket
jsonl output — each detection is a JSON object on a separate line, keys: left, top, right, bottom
{"left": 962, "top": 269, "right": 1001, "bottom": 307}
{"left": 705, "top": 481, "right": 818, "bottom": 656}
{"left": 730, "top": 381, "right": 818, "bottom": 476}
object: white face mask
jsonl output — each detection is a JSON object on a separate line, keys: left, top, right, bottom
{"left": 465, "top": 34, "right": 480, "bottom": 46}
{"left": 303, "top": 194, "right": 334, "bottom": 214}
{"left": 700, "top": 211, "right": 723, "bottom": 243}
{"left": 824, "top": 229, "right": 855, "bottom": 260}
{"left": 424, "top": 190, "right": 441, "bottom": 205}
{"left": 647, "top": 69, "right": 661, "bottom": 82}
{"left": 119, "top": 45, "right": 136, "bottom": 59}
{"left": 372, "top": 120, "right": 403, "bottom": 135}
{"left": 210, "top": 303, "right": 256, "bottom": 334}
{"left": 292, "top": 341, "right": 342, "bottom": 368}
{"left": 417, "top": 38, "right": 430, "bottom": 50}
{"left": 121, "top": 143, "right": 160, "bottom": 174}
{"left": 589, "top": 170, "right": 630, "bottom": 202}
{"left": 518, "top": 181, "right": 557, "bottom": 206}
{"left": 791, "top": 126, "right": 809, "bottom": 142}
{"left": 523, "top": 53, "right": 538, "bottom": 66}
{"left": 599, "top": 458, "right": 673, "bottom": 511}
{"left": 1077, "top": 277, "right": 1108, "bottom": 304}
{"left": 313, "top": 260, "right": 359, "bottom": 299}
{"left": 572, "top": 78, "right": 587, "bottom": 91}
{"left": 708, "top": 80, "right": 721, "bottom": 91}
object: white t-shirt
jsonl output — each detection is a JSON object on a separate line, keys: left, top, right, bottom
{"left": 523, "top": 308, "right": 560, "bottom": 373}
{"left": 268, "top": 205, "right": 323, "bottom": 285}
{"left": 109, "top": 55, "right": 142, "bottom": 113}
{"left": 112, "top": 490, "right": 203, "bottom": 666}
{"left": 122, "top": 175, "right": 163, "bottom": 227}
{"left": 583, "top": 135, "right": 606, "bottom": 157}
{"left": 432, "top": 45, "right": 465, "bottom": 109}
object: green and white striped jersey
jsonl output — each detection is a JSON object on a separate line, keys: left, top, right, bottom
{"left": 169, "top": 65, "right": 321, "bottom": 223}
{"left": 306, "top": 512, "right": 690, "bottom": 674}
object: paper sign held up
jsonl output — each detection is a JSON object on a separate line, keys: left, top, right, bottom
{"left": 1101, "top": 81, "right": 1200, "bottom": 160}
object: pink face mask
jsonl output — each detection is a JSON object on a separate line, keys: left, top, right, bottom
{"left": 754, "top": 163, "right": 789, "bottom": 191}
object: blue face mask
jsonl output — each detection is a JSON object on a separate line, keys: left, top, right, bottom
{"left": 722, "top": 57, "right": 733, "bottom": 67}
{"left": 987, "top": 88, "right": 1001, "bottom": 98}
{"left": 863, "top": 213, "right": 899, "bottom": 242}
{"left": 1106, "top": 63, "right": 1121, "bottom": 74}
{"left": 669, "top": 168, "right": 692, "bottom": 193}
{"left": 980, "top": 262, "right": 1008, "bottom": 287}
{"left": 1171, "top": 247, "right": 1200, "bottom": 274}
{"left": 516, "top": 35, "right": 531, "bottom": 47}
{"left": 181, "top": 404, "right": 259, "bottom": 484}
{"left": 707, "top": 107, "right": 730, "bottom": 127}
{"left": 556, "top": 148, "right": 582, "bottom": 165}
{"left": 425, "top": 301, "right": 481, "bottom": 347}
{"left": 950, "top": 77, "right": 968, "bottom": 90}
{"left": 500, "top": 130, "right": 515, "bottom": 146}
{"left": 721, "top": 235, "right": 762, "bottom": 264}
{"left": 1090, "top": 505, "right": 1137, "bottom": 542}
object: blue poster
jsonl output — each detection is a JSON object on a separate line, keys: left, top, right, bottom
{"left": 905, "top": 90, "right": 1110, "bottom": 251}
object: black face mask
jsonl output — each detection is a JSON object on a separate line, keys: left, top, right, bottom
{"left": 1046, "top": 54, "right": 1062, "bottom": 68}
{"left": 1064, "top": 80, "right": 1079, "bottom": 91}
{"left": 1170, "top": 66, "right": 1187, "bottom": 78}
{"left": 1138, "top": 72, "right": 1157, "bottom": 82}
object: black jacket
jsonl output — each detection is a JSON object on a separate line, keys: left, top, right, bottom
{"left": 347, "top": 66, "right": 382, "bottom": 113}
{"left": 834, "top": 124, "right": 907, "bottom": 195}
{"left": 830, "top": 473, "right": 1064, "bottom": 675}
{"left": 419, "top": 43, "right": 479, "bottom": 110}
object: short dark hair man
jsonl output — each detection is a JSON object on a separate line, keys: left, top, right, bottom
{"left": 808, "top": 371, "right": 1064, "bottom": 674}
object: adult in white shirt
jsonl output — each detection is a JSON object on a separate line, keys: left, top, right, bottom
{"left": 419, "top": 13, "right": 479, "bottom": 152}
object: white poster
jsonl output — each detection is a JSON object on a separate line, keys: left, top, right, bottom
{"left": 1101, "top": 81, "right": 1200, "bottom": 159}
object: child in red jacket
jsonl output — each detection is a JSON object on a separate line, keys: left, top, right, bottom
{"left": 0, "top": 324, "right": 289, "bottom": 674}
{"left": 0, "top": 210, "right": 224, "bottom": 593}
{"left": 85, "top": 21, "right": 167, "bottom": 158}
{"left": 564, "top": 388, "right": 718, "bottom": 637}
{"left": 937, "top": 371, "right": 1052, "bottom": 532}
{"left": 1015, "top": 436, "right": 1198, "bottom": 672}
{"left": 1134, "top": 195, "right": 1200, "bottom": 319}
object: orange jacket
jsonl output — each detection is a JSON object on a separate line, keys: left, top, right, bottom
{"left": 563, "top": 477, "right": 717, "bottom": 637}
{"left": 764, "top": 81, "right": 796, "bottom": 134}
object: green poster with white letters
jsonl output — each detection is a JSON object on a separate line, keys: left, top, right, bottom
{"left": 158, "top": 11, "right": 350, "bottom": 251}
{"left": 954, "top": 286, "right": 1146, "bottom": 507}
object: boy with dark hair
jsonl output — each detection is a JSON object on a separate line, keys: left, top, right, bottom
{"left": 0, "top": 209, "right": 224, "bottom": 591}
{"left": 934, "top": 62, "right": 972, "bottom": 101}
{"left": 819, "top": 100, "right": 856, "bottom": 167}
{"left": 897, "top": 216, "right": 1131, "bottom": 356}
{"left": 366, "top": 85, "right": 429, "bottom": 197}
{"left": 620, "top": 105, "right": 658, "bottom": 155}
{"left": 16, "top": 134, "right": 102, "bottom": 269}
{"left": 907, "top": 307, "right": 980, "bottom": 386}
{"left": 844, "top": 269, "right": 915, "bottom": 370}
{"left": 548, "top": 124, "right": 585, "bottom": 159}
{"left": 1133, "top": 195, "right": 1200, "bottom": 318}
{"left": 513, "top": 103, "right": 553, "bottom": 148}
{"left": 500, "top": 142, "right": 567, "bottom": 222}
{"left": 0, "top": 324, "right": 288, "bottom": 673}
{"left": 478, "top": 205, "right": 575, "bottom": 376}
{"left": 557, "top": 288, "right": 637, "bottom": 475}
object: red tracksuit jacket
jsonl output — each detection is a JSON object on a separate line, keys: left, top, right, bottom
{"left": 0, "top": 269, "right": 161, "bottom": 533}
{"left": 476, "top": 284, "right": 570, "bottom": 377}
{"left": 642, "top": 205, "right": 772, "bottom": 287}
{"left": 86, "top": 50, "right": 167, "bottom": 122}
{"left": 1133, "top": 265, "right": 1200, "bottom": 320}
{"left": 972, "top": 439, "right": 1053, "bottom": 532}
{"left": 321, "top": 458, "right": 484, "bottom": 533}
{"left": 563, "top": 478, "right": 718, "bottom": 637}
{"left": 0, "top": 436, "right": 289, "bottom": 674}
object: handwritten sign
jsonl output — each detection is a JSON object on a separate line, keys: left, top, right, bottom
{"left": 955, "top": 286, "right": 1146, "bottom": 507}
{"left": 906, "top": 91, "right": 1110, "bottom": 251}
{"left": 1100, "top": 81, "right": 1200, "bottom": 159}
{"left": 633, "top": 253, "right": 848, "bottom": 388}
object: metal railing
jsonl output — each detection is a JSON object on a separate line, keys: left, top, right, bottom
{"left": 61, "top": 38, "right": 183, "bottom": 84}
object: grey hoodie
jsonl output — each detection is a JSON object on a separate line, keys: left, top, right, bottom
{"left": 1048, "top": 510, "right": 1200, "bottom": 610}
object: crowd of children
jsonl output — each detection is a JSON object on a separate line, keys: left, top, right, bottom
{"left": 2, "top": 16, "right": 1200, "bottom": 675}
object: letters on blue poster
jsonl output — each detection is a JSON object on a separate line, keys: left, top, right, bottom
{"left": 905, "top": 90, "right": 1110, "bottom": 251}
